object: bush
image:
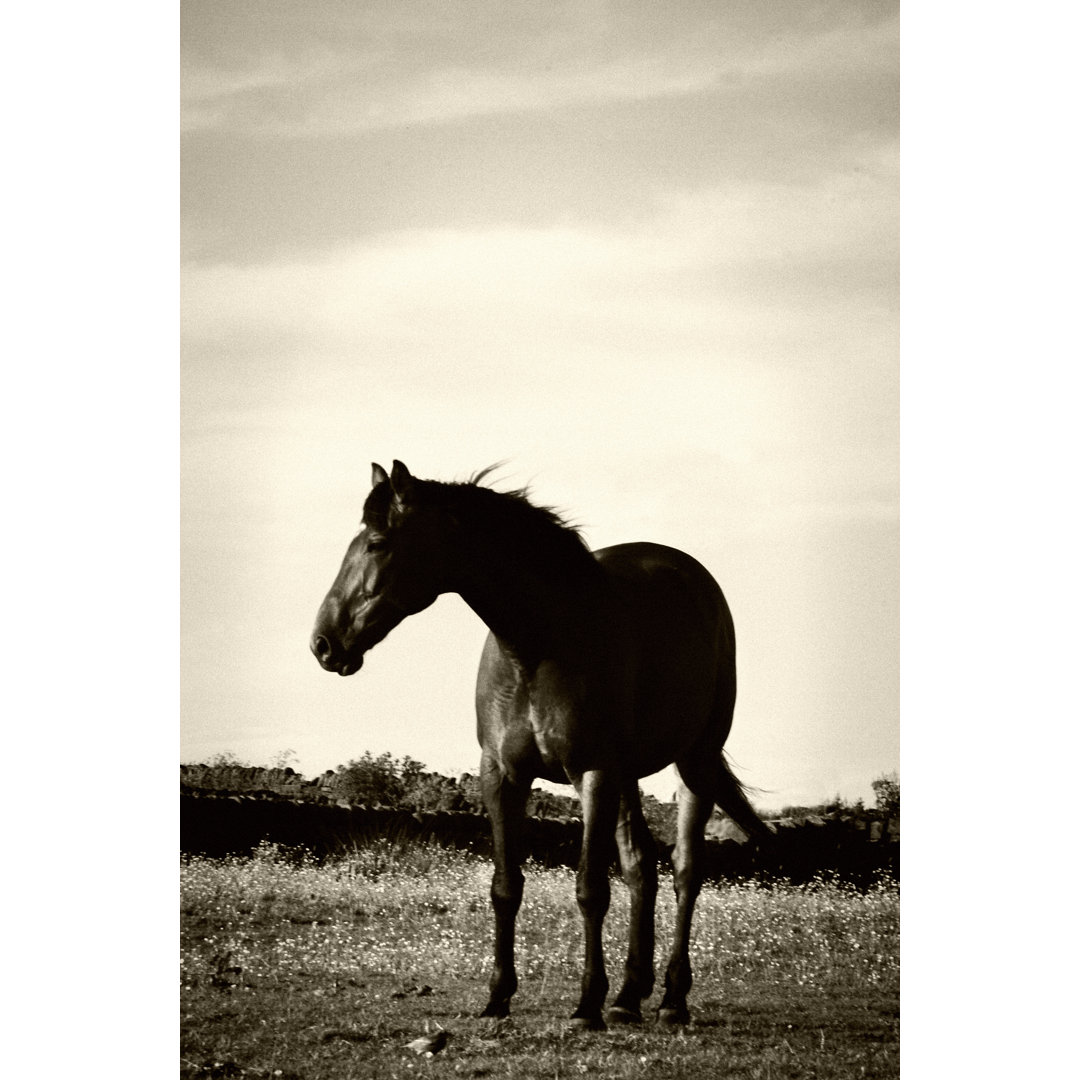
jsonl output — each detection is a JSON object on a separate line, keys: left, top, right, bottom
{"left": 871, "top": 772, "right": 900, "bottom": 817}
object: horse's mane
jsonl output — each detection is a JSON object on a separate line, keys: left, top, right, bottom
{"left": 439, "top": 471, "right": 598, "bottom": 575}
{"left": 368, "top": 466, "right": 599, "bottom": 578}
{"left": 465, "top": 464, "right": 580, "bottom": 540}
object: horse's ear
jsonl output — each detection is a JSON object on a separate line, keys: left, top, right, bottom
{"left": 388, "top": 460, "right": 415, "bottom": 523}
{"left": 389, "top": 461, "right": 414, "bottom": 498}
{"left": 371, "top": 462, "right": 390, "bottom": 488}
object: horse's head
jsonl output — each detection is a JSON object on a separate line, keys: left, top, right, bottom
{"left": 311, "top": 460, "right": 451, "bottom": 675}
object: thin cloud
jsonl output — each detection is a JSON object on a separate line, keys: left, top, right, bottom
{"left": 182, "top": 201, "right": 897, "bottom": 530}
{"left": 181, "top": 146, "right": 897, "bottom": 353}
{"left": 181, "top": 6, "right": 898, "bottom": 138}
{"left": 181, "top": 52, "right": 720, "bottom": 137}
{"left": 181, "top": 51, "right": 340, "bottom": 134}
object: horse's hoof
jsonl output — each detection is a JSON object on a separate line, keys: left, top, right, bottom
{"left": 568, "top": 1015, "right": 607, "bottom": 1032}
{"left": 478, "top": 1003, "right": 510, "bottom": 1020}
{"left": 657, "top": 1006, "right": 690, "bottom": 1026}
{"left": 606, "top": 1006, "right": 644, "bottom": 1026}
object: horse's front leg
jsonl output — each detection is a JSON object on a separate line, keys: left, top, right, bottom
{"left": 570, "top": 769, "right": 620, "bottom": 1030}
{"left": 479, "top": 753, "right": 530, "bottom": 1019}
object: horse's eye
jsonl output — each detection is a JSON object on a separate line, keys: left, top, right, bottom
{"left": 366, "top": 538, "right": 388, "bottom": 554}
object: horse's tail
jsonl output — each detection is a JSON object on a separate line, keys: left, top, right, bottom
{"left": 714, "top": 753, "right": 775, "bottom": 843}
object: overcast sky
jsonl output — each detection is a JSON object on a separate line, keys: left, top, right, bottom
{"left": 180, "top": 0, "right": 899, "bottom": 809}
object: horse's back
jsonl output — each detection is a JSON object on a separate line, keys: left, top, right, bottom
{"left": 593, "top": 542, "right": 732, "bottom": 651}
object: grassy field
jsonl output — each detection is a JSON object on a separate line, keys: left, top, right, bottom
{"left": 181, "top": 841, "right": 899, "bottom": 1079}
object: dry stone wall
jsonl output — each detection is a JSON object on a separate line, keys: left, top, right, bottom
{"left": 180, "top": 766, "right": 898, "bottom": 885}
{"left": 180, "top": 764, "right": 348, "bottom": 802}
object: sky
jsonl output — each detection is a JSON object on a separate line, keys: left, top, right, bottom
{"left": 180, "top": 0, "right": 899, "bottom": 810}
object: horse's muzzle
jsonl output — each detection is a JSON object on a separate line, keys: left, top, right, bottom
{"left": 310, "top": 633, "right": 364, "bottom": 676}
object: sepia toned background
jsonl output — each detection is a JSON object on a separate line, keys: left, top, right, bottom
{"left": 180, "top": 0, "right": 899, "bottom": 806}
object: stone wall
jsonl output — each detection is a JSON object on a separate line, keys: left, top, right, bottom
{"left": 181, "top": 775, "right": 899, "bottom": 885}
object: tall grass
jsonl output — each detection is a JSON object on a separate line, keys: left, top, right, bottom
{"left": 181, "top": 840, "right": 899, "bottom": 997}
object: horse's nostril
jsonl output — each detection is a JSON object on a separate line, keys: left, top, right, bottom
{"left": 313, "top": 635, "right": 332, "bottom": 661}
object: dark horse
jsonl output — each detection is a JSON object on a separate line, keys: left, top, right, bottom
{"left": 311, "top": 461, "right": 771, "bottom": 1029}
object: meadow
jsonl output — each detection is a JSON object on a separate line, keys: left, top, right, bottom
{"left": 181, "top": 841, "right": 899, "bottom": 1079}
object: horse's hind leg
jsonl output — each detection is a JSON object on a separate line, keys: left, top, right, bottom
{"left": 658, "top": 774, "right": 712, "bottom": 1025}
{"left": 607, "top": 785, "right": 659, "bottom": 1025}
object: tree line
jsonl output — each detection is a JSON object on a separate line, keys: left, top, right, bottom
{"left": 189, "top": 752, "right": 899, "bottom": 844}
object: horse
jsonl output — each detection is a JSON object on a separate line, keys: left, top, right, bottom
{"left": 311, "top": 461, "right": 772, "bottom": 1029}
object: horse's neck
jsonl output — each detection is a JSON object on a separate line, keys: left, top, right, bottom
{"left": 455, "top": 546, "right": 602, "bottom": 670}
